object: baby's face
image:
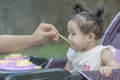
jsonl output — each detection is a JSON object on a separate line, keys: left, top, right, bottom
{"left": 67, "top": 20, "right": 90, "bottom": 52}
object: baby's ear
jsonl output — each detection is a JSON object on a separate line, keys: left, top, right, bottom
{"left": 87, "top": 33, "right": 95, "bottom": 41}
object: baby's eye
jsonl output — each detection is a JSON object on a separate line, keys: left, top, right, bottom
{"left": 72, "top": 33, "right": 75, "bottom": 36}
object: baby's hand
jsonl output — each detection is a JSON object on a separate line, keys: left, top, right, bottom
{"left": 100, "top": 66, "right": 112, "bottom": 77}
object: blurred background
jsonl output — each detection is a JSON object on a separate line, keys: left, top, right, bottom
{"left": 0, "top": 0, "right": 120, "bottom": 59}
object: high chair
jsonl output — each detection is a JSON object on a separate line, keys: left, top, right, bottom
{"left": 1, "top": 12, "right": 120, "bottom": 80}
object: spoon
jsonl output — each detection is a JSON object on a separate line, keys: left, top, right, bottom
{"left": 58, "top": 34, "right": 71, "bottom": 46}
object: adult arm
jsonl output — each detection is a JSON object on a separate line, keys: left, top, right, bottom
{"left": 0, "top": 23, "right": 59, "bottom": 54}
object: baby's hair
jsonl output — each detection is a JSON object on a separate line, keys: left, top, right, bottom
{"left": 71, "top": 3, "right": 105, "bottom": 40}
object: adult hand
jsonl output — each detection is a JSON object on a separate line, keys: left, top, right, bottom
{"left": 30, "top": 23, "right": 59, "bottom": 45}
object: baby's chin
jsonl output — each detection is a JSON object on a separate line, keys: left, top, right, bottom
{"left": 69, "top": 45, "right": 74, "bottom": 49}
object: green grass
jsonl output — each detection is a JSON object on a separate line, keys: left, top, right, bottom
{"left": 0, "top": 39, "right": 102, "bottom": 59}
{"left": 0, "top": 42, "right": 69, "bottom": 59}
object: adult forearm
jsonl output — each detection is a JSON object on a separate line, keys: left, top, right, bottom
{"left": 0, "top": 35, "right": 34, "bottom": 54}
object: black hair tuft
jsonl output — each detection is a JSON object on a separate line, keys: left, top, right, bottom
{"left": 73, "top": 3, "right": 87, "bottom": 14}
{"left": 96, "top": 6, "right": 104, "bottom": 18}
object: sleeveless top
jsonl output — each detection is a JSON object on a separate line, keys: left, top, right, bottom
{"left": 66, "top": 45, "right": 116, "bottom": 72}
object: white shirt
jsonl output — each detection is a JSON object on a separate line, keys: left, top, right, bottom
{"left": 67, "top": 45, "right": 116, "bottom": 72}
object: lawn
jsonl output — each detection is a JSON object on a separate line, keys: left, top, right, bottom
{"left": 0, "top": 42, "right": 69, "bottom": 59}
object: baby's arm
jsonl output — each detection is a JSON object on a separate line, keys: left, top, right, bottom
{"left": 100, "top": 49, "right": 120, "bottom": 76}
{"left": 64, "top": 60, "right": 72, "bottom": 71}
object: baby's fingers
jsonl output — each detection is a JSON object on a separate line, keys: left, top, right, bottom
{"left": 100, "top": 66, "right": 112, "bottom": 77}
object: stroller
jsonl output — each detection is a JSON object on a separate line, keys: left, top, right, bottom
{"left": 1, "top": 12, "right": 120, "bottom": 80}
